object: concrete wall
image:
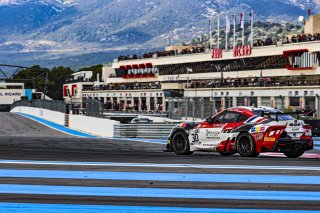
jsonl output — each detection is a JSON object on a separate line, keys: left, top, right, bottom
{"left": 11, "top": 106, "right": 119, "bottom": 137}
{"left": 11, "top": 106, "right": 65, "bottom": 125}
{"left": 69, "top": 114, "right": 119, "bottom": 137}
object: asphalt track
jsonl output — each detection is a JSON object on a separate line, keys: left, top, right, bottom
{"left": 0, "top": 112, "right": 319, "bottom": 212}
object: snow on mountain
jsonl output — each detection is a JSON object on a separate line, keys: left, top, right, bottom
{"left": 0, "top": 0, "right": 319, "bottom": 68}
{"left": 0, "top": 0, "right": 79, "bottom": 6}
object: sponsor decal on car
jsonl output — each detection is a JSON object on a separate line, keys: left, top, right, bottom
{"left": 178, "top": 123, "right": 187, "bottom": 128}
{"left": 250, "top": 126, "right": 266, "bottom": 133}
{"left": 206, "top": 129, "right": 220, "bottom": 138}
{"left": 264, "top": 137, "right": 276, "bottom": 142}
{"left": 203, "top": 143, "right": 215, "bottom": 146}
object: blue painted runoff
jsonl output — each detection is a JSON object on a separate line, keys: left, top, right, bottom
{"left": 15, "top": 112, "right": 166, "bottom": 143}
{"left": 0, "top": 169, "right": 319, "bottom": 185}
{"left": 313, "top": 141, "right": 320, "bottom": 145}
{"left": 0, "top": 203, "right": 318, "bottom": 213}
{"left": 0, "top": 184, "right": 319, "bottom": 201}
{"left": 15, "top": 112, "right": 97, "bottom": 138}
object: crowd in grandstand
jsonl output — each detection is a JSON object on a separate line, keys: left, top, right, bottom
{"left": 103, "top": 101, "right": 163, "bottom": 112}
{"left": 85, "top": 81, "right": 161, "bottom": 91}
{"left": 291, "top": 33, "right": 320, "bottom": 43}
{"left": 188, "top": 76, "right": 320, "bottom": 89}
{"left": 118, "top": 46, "right": 206, "bottom": 61}
{"left": 118, "top": 33, "right": 320, "bottom": 61}
{"left": 252, "top": 34, "right": 320, "bottom": 47}
{"left": 65, "top": 76, "right": 93, "bottom": 83}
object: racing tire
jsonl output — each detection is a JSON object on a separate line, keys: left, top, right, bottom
{"left": 218, "top": 151, "right": 235, "bottom": 156}
{"left": 171, "top": 131, "right": 193, "bottom": 155}
{"left": 237, "top": 132, "right": 258, "bottom": 157}
{"left": 283, "top": 150, "right": 304, "bottom": 158}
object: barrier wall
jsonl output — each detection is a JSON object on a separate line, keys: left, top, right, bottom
{"left": 11, "top": 106, "right": 119, "bottom": 137}
{"left": 11, "top": 106, "right": 65, "bottom": 125}
{"left": 69, "top": 114, "right": 119, "bottom": 137}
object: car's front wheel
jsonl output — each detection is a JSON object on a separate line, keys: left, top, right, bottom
{"left": 284, "top": 150, "right": 304, "bottom": 158}
{"left": 237, "top": 132, "right": 258, "bottom": 157}
{"left": 171, "top": 131, "right": 193, "bottom": 155}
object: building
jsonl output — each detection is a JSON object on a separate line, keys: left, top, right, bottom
{"left": 0, "top": 81, "right": 32, "bottom": 111}
{"left": 63, "top": 14, "right": 320, "bottom": 119}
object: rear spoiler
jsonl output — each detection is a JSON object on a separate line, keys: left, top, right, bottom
{"left": 259, "top": 111, "right": 300, "bottom": 122}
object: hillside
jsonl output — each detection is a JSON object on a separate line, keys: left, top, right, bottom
{"left": 0, "top": 0, "right": 317, "bottom": 68}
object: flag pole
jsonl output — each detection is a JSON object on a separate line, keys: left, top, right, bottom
{"left": 217, "top": 15, "right": 220, "bottom": 49}
{"left": 209, "top": 17, "right": 212, "bottom": 49}
{"left": 250, "top": 10, "right": 254, "bottom": 47}
{"left": 233, "top": 14, "right": 236, "bottom": 48}
{"left": 225, "top": 14, "right": 230, "bottom": 50}
{"left": 241, "top": 11, "right": 245, "bottom": 45}
{"left": 225, "top": 27, "right": 228, "bottom": 50}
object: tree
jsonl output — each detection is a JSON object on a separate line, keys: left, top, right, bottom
{"left": 12, "top": 65, "right": 49, "bottom": 90}
{"left": 12, "top": 65, "right": 73, "bottom": 101}
{"left": 47, "top": 66, "right": 73, "bottom": 100}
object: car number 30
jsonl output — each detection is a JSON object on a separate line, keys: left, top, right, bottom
{"left": 191, "top": 133, "right": 199, "bottom": 143}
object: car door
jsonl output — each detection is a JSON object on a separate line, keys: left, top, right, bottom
{"left": 218, "top": 112, "right": 248, "bottom": 142}
{"left": 193, "top": 111, "right": 247, "bottom": 149}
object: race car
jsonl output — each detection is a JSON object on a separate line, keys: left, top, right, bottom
{"left": 165, "top": 106, "right": 313, "bottom": 158}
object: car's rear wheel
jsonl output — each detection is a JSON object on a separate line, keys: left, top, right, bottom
{"left": 171, "top": 131, "right": 193, "bottom": 155}
{"left": 284, "top": 150, "right": 304, "bottom": 158}
{"left": 218, "top": 151, "right": 235, "bottom": 156}
{"left": 237, "top": 132, "right": 258, "bottom": 157}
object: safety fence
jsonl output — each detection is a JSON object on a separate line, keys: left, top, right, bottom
{"left": 167, "top": 97, "right": 225, "bottom": 121}
{"left": 113, "top": 123, "right": 177, "bottom": 139}
{"left": 11, "top": 100, "right": 66, "bottom": 113}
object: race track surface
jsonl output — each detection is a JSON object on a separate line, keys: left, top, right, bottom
{"left": 0, "top": 112, "right": 319, "bottom": 212}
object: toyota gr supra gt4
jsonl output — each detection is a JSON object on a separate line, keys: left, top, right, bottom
{"left": 166, "top": 107, "right": 313, "bottom": 158}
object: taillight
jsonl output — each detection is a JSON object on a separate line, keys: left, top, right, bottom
{"left": 303, "top": 129, "right": 312, "bottom": 136}
{"left": 303, "top": 125, "right": 312, "bottom": 136}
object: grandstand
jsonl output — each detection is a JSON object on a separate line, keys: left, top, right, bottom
{"left": 63, "top": 14, "right": 320, "bottom": 120}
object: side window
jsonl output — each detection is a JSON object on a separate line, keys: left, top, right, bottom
{"left": 238, "top": 114, "right": 249, "bottom": 122}
{"left": 219, "top": 112, "right": 241, "bottom": 123}
{"left": 212, "top": 112, "right": 226, "bottom": 123}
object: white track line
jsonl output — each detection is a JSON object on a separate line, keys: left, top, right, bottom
{"left": 0, "top": 160, "right": 319, "bottom": 171}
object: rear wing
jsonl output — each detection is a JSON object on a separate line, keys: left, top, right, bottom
{"left": 259, "top": 111, "right": 300, "bottom": 122}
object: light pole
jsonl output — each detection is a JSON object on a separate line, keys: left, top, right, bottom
{"left": 245, "top": 96, "right": 249, "bottom": 107}
{"left": 316, "top": 94, "right": 320, "bottom": 118}
{"left": 185, "top": 68, "right": 193, "bottom": 120}
{"left": 279, "top": 95, "right": 284, "bottom": 112}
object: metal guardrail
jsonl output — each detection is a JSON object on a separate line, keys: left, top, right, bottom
{"left": 113, "top": 123, "right": 177, "bottom": 139}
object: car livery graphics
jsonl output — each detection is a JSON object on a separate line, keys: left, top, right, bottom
{"left": 166, "top": 107, "right": 313, "bottom": 158}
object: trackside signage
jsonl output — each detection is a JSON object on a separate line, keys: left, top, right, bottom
{"left": 0, "top": 89, "right": 23, "bottom": 105}
{"left": 0, "top": 92, "right": 21, "bottom": 96}
{"left": 211, "top": 48, "right": 223, "bottom": 59}
{"left": 233, "top": 45, "right": 252, "bottom": 57}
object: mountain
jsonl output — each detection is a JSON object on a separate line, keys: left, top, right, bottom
{"left": 0, "top": 0, "right": 319, "bottom": 68}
